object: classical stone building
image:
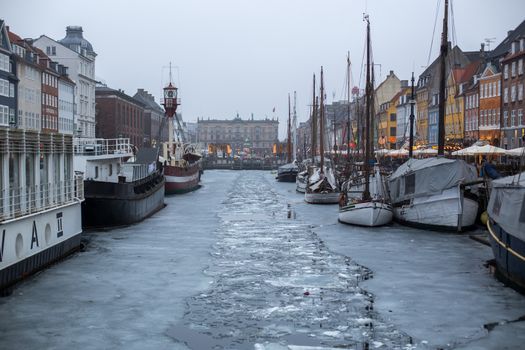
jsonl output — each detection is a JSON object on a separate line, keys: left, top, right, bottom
{"left": 34, "top": 26, "right": 97, "bottom": 138}
{"left": 197, "top": 114, "right": 278, "bottom": 156}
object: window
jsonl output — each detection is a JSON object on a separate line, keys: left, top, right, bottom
{"left": 512, "top": 62, "right": 516, "bottom": 77}
{"left": 519, "top": 109, "right": 524, "bottom": 126}
{"left": 519, "top": 59, "right": 524, "bottom": 75}
{"left": 504, "top": 87, "right": 509, "bottom": 103}
{"left": 0, "top": 79, "right": 9, "bottom": 96}
{"left": 519, "top": 84, "right": 524, "bottom": 101}
{"left": 512, "top": 85, "right": 517, "bottom": 102}
{"left": 9, "top": 83, "right": 14, "bottom": 97}
{"left": 52, "top": 46, "right": 56, "bottom": 55}
{"left": 511, "top": 110, "right": 516, "bottom": 126}
{"left": 504, "top": 110, "right": 508, "bottom": 127}
{"left": 390, "top": 113, "right": 396, "bottom": 122}
{"left": 504, "top": 65, "right": 509, "bottom": 79}
{"left": 94, "top": 166, "right": 99, "bottom": 179}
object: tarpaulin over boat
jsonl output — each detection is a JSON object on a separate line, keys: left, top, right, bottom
{"left": 308, "top": 166, "right": 337, "bottom": 192}
{"left": 487, "top": 172, "right": 525, "bottom": 238}
{"left": 388, "top": 158, "right": 478, "bottom": 203}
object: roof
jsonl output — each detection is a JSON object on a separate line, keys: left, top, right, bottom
{"left": 58, "top": 26, "right": 95, "bottom": 55}
{"left": 96, "top": 86, "right": 146, "bottom": 108}
{"left": 133, "top": 89, "right": 164, "bottom": 113}
{"left": 490, "top": 19, "right": 525, "bottom": 61}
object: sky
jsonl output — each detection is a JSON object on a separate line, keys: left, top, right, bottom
{"left": 2, "top": 0, "right": 525, "bottom": 139}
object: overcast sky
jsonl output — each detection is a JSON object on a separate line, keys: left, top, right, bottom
{"left": 2, "top": 0, "right": 525, "bottom": 138}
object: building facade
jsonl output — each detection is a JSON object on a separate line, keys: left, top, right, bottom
{"left": 478, "top": 64, "right": 501, "bottom": 145}
{"left": 395, "top": 87, "right": 413, "bottom": 147}
{"left": 463, "top": 80, "right": 479, "bottom": 144}
{"left": 0, "top": 21, "right": 17, "bottom": 128}
{"left": 34, "top": 26, "right": 97, "bottom": 138}
{"left": 8, "top": 29, "right": 41, "bottom": 131}
{"left": 95, "top": 86, "right": 146, "bottom": 147}
{"left": 133, "top": 88, "right": 168, "bottom": 147}
{"left": 197, "top": 115, "right": 278, "bottom": 157}
{"left": 501, "top": 37, "right": 525, "bottom": 149}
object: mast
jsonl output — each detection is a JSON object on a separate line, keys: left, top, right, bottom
{"left": 293, "top": 91, "right": 297, "bottom": 161}
{"left": 346, "top": 53, "right": 351, "bottom": 160}
{"left": 311, "top": 74, "right": 317, "bottom": 162}
{"left": 409, "top": 72, "right": 415, "bottom": 157}
{"left": 319, "top": 67, "right": 325, "bottom": 174}
{"left": 438, "top": 0, "right": 449, "bottom": 156}
{"left": 363, "top": 15, "right": 371, "bottom": 201}
{"left": 287, "top": 93, "right": 292, "bottom": 163}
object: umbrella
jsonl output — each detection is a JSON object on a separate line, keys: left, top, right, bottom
{"left": 389, "top": 149, "right": 409, "bottom": 157}
{"left": 413, "top": 148, "right": 438, "bottom": 156}
{"left": 374, "top": 149, "right": 391, "bottom": 155}
{"left": 451, "top": 144, "right": 507, "bottom": 156}
{"left": 507, "top": 147, "right": 525, "bottom": 157}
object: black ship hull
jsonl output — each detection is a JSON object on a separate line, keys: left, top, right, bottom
{"left": 488, "top": 218, "right": 525, "bottom": 293}
{"left": 82, "top": 172, "right": 165, "bottom": 229}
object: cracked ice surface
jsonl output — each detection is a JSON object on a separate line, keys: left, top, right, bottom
{"left": 168, "top": 172, "right": 411, "bottom": 349}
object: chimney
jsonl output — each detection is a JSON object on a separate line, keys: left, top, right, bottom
{"left": 480, "top": 43, "right": 485, "bottom": 52}
{"left": 389, "top": 70, "right": 394, "bottom": 76}
{"left": 508, "top": 30, "right": 514, "bottom": 37}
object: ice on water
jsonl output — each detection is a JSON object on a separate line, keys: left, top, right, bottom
{"left": 170, "top": 172, "right": 409, "bottom": 349}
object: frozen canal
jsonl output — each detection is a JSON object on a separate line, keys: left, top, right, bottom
{"left": 1, "top": 170, "right": 525, "bottom": 349}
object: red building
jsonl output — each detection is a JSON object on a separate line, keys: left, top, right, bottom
{"left": 95, "top": 86, "right": 146, "bottom": 147}
{"left": 34, "top": 48, "right": 59, "bottom": 132}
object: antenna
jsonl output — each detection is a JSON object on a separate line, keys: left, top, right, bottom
{"left": 169, "top": 62, "right": 173, "bottom": 83}
{"left": 484, "top": 37, "right": 496, "bottom": 51}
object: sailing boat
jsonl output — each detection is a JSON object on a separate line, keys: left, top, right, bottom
{"left": 277, "top": 93, "right": 299, "bottom": 182}
{"left": 338, "top": 15, "right": 393, "bottom": 226}
{"left": 305, "top": 67, "right": 340, "bottom": 204}
{"left": 161, "top": 67, "right": 202, "bottom": 194}
{"left": 296, "top": 77, "right": 317, "bottom": 193}
{"left": 387, "top": 0, "right": 479, "bottom": 231}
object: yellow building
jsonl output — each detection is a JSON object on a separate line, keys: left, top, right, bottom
{"left": 416, "top": 87, "right": 428, "bottom": 145}
{"left": 377, "top": 91, "right": 403, "bottom": 149}
{"left": 444, "top": 69, "right": 464, "bottom": 144}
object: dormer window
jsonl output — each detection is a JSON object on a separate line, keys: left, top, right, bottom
{"left": 512, "top": 41, "right": 518, "bottom": 54}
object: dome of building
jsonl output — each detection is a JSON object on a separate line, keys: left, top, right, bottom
{"left": 58, "top": 26, "right": 95, "bottom": 55}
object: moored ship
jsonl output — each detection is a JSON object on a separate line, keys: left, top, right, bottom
{"left": 1, "top": 21, "right": 84, "bottom": 292}
{"left": 161, "top": 74, "right": 202, "bottom": 195}
{"left": 74, "top": 138, "right": 165, "bottom": 228}
{"left": 486, "top": 171, "right": 525, "bottom": 291}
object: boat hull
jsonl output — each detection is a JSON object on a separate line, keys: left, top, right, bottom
{"left": 304, "top": 191, "right": 340, "bottom": 204}
{"left": 164, "top": 162, "right": 202, "bottom": 194}
{"left": 276, "top": 172, "right": 297, "bottom": 182}
{"left": 82, "top": 174, "right": 165, "bottom": 228}
{"left": 392, "top": 187, "right": 478, "bottom": 232}
{"left": 487, "top": 218, "right": 525, "bottom": 292}
{"left": 0, "top": 202, "right": 82, "bottom": 291}
{"left": 339, "top": 201, "right": 393, "bottom": 227}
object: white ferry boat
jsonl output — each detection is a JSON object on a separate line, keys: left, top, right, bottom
{"left": 1, "top": 20, "right": 84, "bottom": 292}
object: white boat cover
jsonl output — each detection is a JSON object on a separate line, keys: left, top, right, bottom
{"left": 487, "top": 172, "right": 525, "bottom": 238}
{"left": 388, "top": 157, "right": 478, "bottom": 203}
{"left": 308, "top": 167, "right": 337, "bottom": 191}
{"left": 278, "top": 162, "right": 299, "bottom": 172}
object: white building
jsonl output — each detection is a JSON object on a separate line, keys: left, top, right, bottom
{"left": 58, "top": 77, "right": 75, "bottom": 135}
{"left": 9, "top": 33, "right": 41, "bottom": 131}
{"left": 34, "top": 26, "right": 97, "bottom": 138}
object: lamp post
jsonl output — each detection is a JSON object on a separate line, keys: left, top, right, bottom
{"left": 409, "top": 72, "right": 415, "bottom": 158}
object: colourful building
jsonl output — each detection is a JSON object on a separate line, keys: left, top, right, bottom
{"left": 478, "top": 64, "right": 502, "bottom": 145}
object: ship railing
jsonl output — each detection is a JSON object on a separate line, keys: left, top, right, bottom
{"left": 0, "top": 176, "right": 84, "bottom": 222}
{"left": 73, "top": 137, "right": 132, "bottom": 156}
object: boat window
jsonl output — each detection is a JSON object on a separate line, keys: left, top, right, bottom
{"left": 109, "top": 164, "right": 113, "bottom": 177}
{"left": 404, "top": 174, "right": 415, "bottom": 195}
{"left": 94, "top": 166, "right": 99, "bottom": 179}
{"left": 520, "top": 195, "right": 525, "bottom": 223}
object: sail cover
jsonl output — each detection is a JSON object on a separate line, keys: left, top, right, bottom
{"left": 388, "top": 157, "right": 478, "bottom": 203}
{"left": 487, "top": 172, "right": 525, "bottom": 238}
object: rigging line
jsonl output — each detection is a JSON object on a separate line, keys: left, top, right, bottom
{"left": 427, "top": 0, "right": 442, "bottom": 66}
